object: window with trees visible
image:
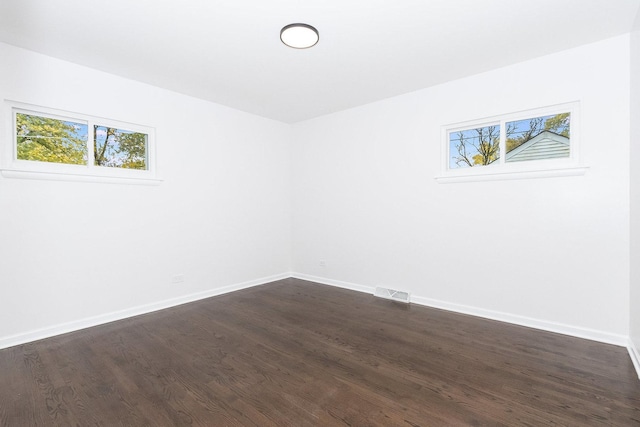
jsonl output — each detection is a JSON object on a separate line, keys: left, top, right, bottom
{"left": 3, "top": 103, "right": 156, "bottom": 182}
{"left": 92, "top": 125, "right": 148, "bottom": 170}
{"left": 441, "top": 102, "right": 580, "bottom": 181}
{"left": 16, "top": 112, "right": 88, "bottom": 165}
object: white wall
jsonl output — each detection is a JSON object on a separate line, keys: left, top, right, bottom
{"left": 0, "top": 42, "right": 292, "bottom": 347}
{"left": 292, "top": 35, "right": 631, "bottom": 344}
{"left": 630, "top": 27, "right": 640, "bottom": 373}
{"left": 0, "top": 34, "right": 635, "bottom": 352}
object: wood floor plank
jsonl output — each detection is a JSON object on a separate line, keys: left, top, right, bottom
{"left": 0, "top": 278, "right": 639, "bottom": 426}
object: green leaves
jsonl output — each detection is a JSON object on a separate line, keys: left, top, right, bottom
{"left": 15, "top": 113, "right": 147, "bottom": 171}
{"left": 93, "top": 126, "right": 148, "bottom": 170}
{"left": 16, "top": 113, "right": 87, "bottom": 165}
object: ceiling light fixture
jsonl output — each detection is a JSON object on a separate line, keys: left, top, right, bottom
{"left": 280, "top": 23, "right": 319, "bottom": 49}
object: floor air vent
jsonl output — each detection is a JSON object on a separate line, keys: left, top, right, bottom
{"left": 374, "top": 287, "right": 411, "bottom": 303}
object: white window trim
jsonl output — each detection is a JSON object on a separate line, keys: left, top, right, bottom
{"left": 1, "top": 101, "right": 162, "bottom": 185}
{"left": 435, "top": 102, "right": 588, "bottom": 183}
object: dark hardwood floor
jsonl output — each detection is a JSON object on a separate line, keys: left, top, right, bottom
{"left": 0, "top": 278, "right": 639, "bottom": 426}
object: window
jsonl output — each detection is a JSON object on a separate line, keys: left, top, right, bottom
{"left": 93, "top": 125, "right": 148, "bottom": 170}
{"left": 2, "top": 102, "right": 158, "bottom": 184}
{"left": 16, "top": 112, "right": 88, "bottom": 165}
{"left": 438, "top": 102, "right": 586, "bottom": 182}
{"left": 505, "top": 112, "right": 570, "bottom": 163}
{"left": 449, "top": 123, "right": 501, "bottom": 169}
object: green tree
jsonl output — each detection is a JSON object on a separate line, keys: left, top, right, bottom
{"left": 94, "top": 126, "right": 116, "bottom": 167}
{"left": 117, "top": 132, "right": 147, "bottom": 169}
{"left": 94, "top": 126, "right": 147, "bottom": 170}
{"left": 16, "top": 113, "right": 87, "bottom": 164}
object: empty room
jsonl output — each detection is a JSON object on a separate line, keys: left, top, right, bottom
{"left": 1, "top": 0, "right": 640, "bottom": 425}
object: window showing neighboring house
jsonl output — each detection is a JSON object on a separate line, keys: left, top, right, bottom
{"left": 2, "top": 102, "right": 158, "bottom": 184}
{"left": 439, "top": 102, "right": 584, "bottom": 182}
{"left": 505, "top": 113, "right": 570, "bottom": 163}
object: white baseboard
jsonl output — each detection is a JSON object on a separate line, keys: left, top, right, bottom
{"left": 291, "top": 273, "right": 375, "bottom": 295}
{"left": 629, "top": 338, "right": 640, "bottom": 379}
{"left": 3, "top": 271, "right": 633, "bottom": 358}
{"left": 410, "top": 295, "right": 628, "bottom": 347}
{"left": 0, "top": 272, "right": 290, "bottom": 350}
{"left": 291, "top": 272, "right": 628, "bottom": 347}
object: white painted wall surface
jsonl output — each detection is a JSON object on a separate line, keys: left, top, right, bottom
{"left": 0, "top": 42, "right": 292, "bottom": 347}
{"left": 292, "top": 36, "right": 631, "bottom": 344}
{"left": 0, "top": 34, "right": 635, "bottom": 352}
{"left": 630, "top": 27, "right": 640, "bottom": 374}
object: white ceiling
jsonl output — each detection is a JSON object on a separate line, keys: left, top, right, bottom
{"left": 1, "top": 0, "right": 639, "bottom": 123}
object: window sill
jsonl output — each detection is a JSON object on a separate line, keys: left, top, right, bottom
{"left": 0, "top": 169, "right": 163, "bottom": 185}
{"left": 434, "top": 166, "right": 589, "bottom": 184}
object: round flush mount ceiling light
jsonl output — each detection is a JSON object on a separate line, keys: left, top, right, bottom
{"left": 280, "top": 23, "right": 319, "bottom": 49}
